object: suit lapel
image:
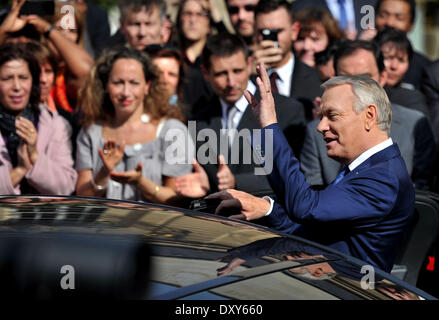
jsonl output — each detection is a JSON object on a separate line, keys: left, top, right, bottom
{"left": 349, "top": 144, "right": 401, "bottom": 176}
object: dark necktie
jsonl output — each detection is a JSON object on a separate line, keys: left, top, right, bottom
{"left": 337, "top": 0, "right": 348, "bottom": 31}
{"left": 333, "top": 166, "right": 350, "bottom": 185}
{"left": 269, "top": 71, "right": 279, "bottom": 94}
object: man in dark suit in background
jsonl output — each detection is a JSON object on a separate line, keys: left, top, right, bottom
{"left": 300, "top": 40, "right": 436, "bottom": 190}
{"left": 207, "top": 63, "right": 415, "bottom": 273}
{"left": 175, "top": 33, "right": 306, "bottom": 197}
{"left": 252, "top": 0, "right": 322, "bottom": 120}
{"left": 291, "top": 0, "right": 377, "bottom": 39}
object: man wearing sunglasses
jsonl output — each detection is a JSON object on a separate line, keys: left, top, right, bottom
{"left": 227, "top": 0, "right": 259, "bottom": 49}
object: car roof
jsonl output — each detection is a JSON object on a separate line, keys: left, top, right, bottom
{"left": 0, "top": 195, "right": 435, "bottom": 300}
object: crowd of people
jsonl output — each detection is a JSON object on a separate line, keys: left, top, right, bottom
{"left": 0, "top": 0, "right": 437, "bottom": 200}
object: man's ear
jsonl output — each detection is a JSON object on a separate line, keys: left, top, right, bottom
{"left": 364, "top": 104, "right": 378, "bottom": 131}
{"left": 291, "top": 21, "right": 300, "bottom": 42}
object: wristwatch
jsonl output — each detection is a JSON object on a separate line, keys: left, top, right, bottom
{"left": 44, "top": 25, "right": 55, "bottom": 38}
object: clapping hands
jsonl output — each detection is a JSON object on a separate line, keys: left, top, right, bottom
{"left": 98, "top": 139, "right": 126, "bottom": 173}
{"left": 15, "top": 116, "right": 38, "bottom": 166}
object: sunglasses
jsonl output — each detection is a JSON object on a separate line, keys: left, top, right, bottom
{"left": 228, "top": 4, "right": 257, "bottom": 15}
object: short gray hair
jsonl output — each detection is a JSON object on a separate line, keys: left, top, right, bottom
{"left": 321, "top": 75, "right": 392, "bottom": 134}
{"left": 119, "top": 0, "right": 167, "bottom": 22}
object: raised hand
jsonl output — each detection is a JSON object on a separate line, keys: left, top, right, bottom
{"left": 252, "top": 40, "right": 283, "bottom": 71}
{"left": 110, "top": 162, "right": 143, "bottom": 185}
{"left": 0, "top": 0, "right": 27, "bottom": 35}
{"left": 175, "top": 159, "right": 210, "bottom": 198}
{"left": 98, "top": 139, "right": 125, "bottom": 173}
{"left": 243, "top": 62, "right": 278, "bottom": 128}
{"left": 15, "top": 117, "right": 38, "bottom": 165}
{"left": 23, "top": 14, "right": 52, "bottom": 34}
{"left": 217, "top": 154, "right": 235, "bottom": 190}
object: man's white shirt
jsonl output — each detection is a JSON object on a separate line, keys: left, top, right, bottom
{"left": 268, "top": 54, "right": 294, "bottom": 97}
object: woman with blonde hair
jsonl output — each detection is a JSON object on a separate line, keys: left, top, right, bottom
{"left": 75, "top": 46, "right": 194, "bottom": 205}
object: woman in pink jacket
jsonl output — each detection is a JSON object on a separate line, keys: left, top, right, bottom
{"left": 0, "top": 42, "right": 77, "bottom": 195}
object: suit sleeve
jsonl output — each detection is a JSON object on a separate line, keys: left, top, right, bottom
{"left": 260, "top": 123, "right": 399, "bottom": 228}
{"left": 299, "top": 122, "right": 324, "bottom": 186}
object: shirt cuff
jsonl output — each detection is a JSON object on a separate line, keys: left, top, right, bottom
{"left": 262, "top": 196, "right": 275, "bottom": 216}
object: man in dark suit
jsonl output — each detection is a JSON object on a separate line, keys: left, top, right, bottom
{"left": 291, "top": 0, "right": 377, "bottom": 39}
{"left": 300, "top": 40, "right": 436, "bottom": 190}
{"left": 207, "top": 63, "right": 415, "bottom": 272}
{"left": 175, "top": 33, "right": 306, "bottom": 197}
{"left": 252, "top": 0, "right": 322, "bottom": 120}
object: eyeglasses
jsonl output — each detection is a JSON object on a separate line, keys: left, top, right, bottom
{"left": 181, "top": 10, "right": 209, "bottom": 19}
{"left": 227, "top": 4, "right": 257, "bottom": 15}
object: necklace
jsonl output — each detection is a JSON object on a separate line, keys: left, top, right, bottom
{"left": 141, "top": 114, "right": 150, "bottom": 123}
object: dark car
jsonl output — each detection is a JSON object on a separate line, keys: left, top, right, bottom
{"left": 0, "top": 195, "right": 434, "bottom": 300}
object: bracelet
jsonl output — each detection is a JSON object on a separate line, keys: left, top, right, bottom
{"left": 91, "top": 178, "right": 106, "bottom": 192}
{"left": 153, "top": 184, "right": 160, "bottom": 196}
{"left": 44, "top": 25, "right": 55, "bottom": 38}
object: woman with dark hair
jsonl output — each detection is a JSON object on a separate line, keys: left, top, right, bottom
{"left": 0, "top": 42, "right": 77, "bottom": 195}
{"left": 75, "top": 47, "right": 194, "bottom": 205}
{"left": 169, "top": 0, "right": 219, "bottom": 113}
{"left": 26, "top": 40, "right": 80, "bottom": 159}
{"left": 293, "top": 7, "right": 344, "bottom": 68}
{"left": 172, "top": 0, "right": 214, "bottom": 67}
{"left": 374, "top": 27, "right": 413, "bottom": 88}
